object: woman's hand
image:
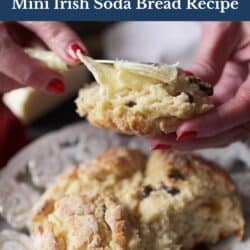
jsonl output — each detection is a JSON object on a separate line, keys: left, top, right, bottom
{"left": 152, "top": 22, "right": 250, "bottom": 150}
{"left": 0, "top": 22, "right": 87, "bottom": 94}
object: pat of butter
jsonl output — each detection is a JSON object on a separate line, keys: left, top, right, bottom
{"left": 77, "top": 53, "right": 178, "bottom": 96}
{"left": 3, "top": 49, "right": 88, "bottom": 124}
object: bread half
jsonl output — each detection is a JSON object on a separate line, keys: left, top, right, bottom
{"left": 76, "top": 55, "right": 213, "bottom": 135}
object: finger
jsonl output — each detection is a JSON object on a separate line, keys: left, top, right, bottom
{"left": 0, "top": 73, "right": 22, "bottom": 93}
{"left": 233, "top": 45, "right": 250, "bottom": 63}
{"left": 151, "top": 133, "right": 176, "bottom": 144}
{"left": 189, "top": 22, "right": 240, "bottom": 84}
{"left": 150, "top": 133, "right": 176, "bottom": 149}
{"left": 152, "top": 125, "right": 248, "bottom": 151}
{"left": 0, "top": 28, "right": 64, "bottom": 93}
{"left": 232, "top": 22, "right": 250, "bottom": 63}
{"left": 19, "top": 22, "right": 88, "bottom": 64}
{"left": 177, "top": 75, "right": 250, "bottom": 139}
{"left": 212, "top": 61, "right": 248, "bottom": 105}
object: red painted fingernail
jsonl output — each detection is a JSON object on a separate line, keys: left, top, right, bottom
{"left": 177, "top": 131, "right": 197, "bottom": 141}
{"left": 184, "top": 70, "right": 194, "bottom": 76}
{"left": 67, "top": 43, "right": 85, "bottom": 61}
{"left": 151, "top": 144, "right": 171, "bottom": 150}
{"left": 47, "top": 79, "right": 65, "bottom": 94}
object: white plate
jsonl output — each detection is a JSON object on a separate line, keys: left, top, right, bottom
{"left": 0, "top": 122, "right": 249, "bottom": 250}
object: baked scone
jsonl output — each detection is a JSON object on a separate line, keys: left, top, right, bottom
{"left": 76, "top": 55, "right": 214, "bottom": 135}
{"left": 31, "top": 148, "right": 244, "bottom": 250}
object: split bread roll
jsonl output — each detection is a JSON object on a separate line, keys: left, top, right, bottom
{"left": 76, "top": 55, "right": 214, "bottom": 136}
{"left": 31, "top": 148, "right": 244, "bottom": 250}
{"left": 3, "top": 49, "right": 88, "bottom": 124}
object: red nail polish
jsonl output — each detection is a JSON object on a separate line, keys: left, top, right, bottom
{"left": 184, "top": 70, "right": 194, "bottom": 76}
{"left": 47, "top": 79, "right": 65, "bottom": 94}
{"left": 67, "top": 43, "right": 84, "bottom": 61}
{"left": 151, "top": 144, "right": 171, "bottom": 150}
{"left": 177, "top": 131, "right": 197, "bottom": 141}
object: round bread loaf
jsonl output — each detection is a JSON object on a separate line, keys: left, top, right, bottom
{"left": 31, "top": 148, "right": 244, "bottom": 250}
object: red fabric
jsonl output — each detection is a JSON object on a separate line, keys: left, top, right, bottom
{"left": 0, "top": 100, "right": 28, "bottom": 168}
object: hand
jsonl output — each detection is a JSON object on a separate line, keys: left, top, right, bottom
{"left": 0, "top": 22, "right": 87, "bottom": 94}
{"left": 152, "top": 22, "right": 250, "bottom": 150}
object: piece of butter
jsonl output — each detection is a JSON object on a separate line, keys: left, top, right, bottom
{"left": 3, "top": 49, "right": 88, "bottom": 124}
{"left": 77, "top": 52, "right": 178, "bottom": 96}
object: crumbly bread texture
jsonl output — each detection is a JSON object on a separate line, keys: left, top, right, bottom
{"left": 76, "top": 56, "right": 214, "bottom": 135}
{"left": 32, "top": 148, "right": 244, "bottom": 250}
{"left": 32, "top": 195, "right": 141, "bottom": 250}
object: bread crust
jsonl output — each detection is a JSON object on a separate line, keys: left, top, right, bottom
{"left": 32, "top": 195, "right": 139, "bottom": 250}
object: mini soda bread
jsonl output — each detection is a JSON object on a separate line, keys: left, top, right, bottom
{"left": 76, "top": 55, "right": 213, "bottom": 135}
{"left": 31, "top": 148, "right": 244, "bottom": 250}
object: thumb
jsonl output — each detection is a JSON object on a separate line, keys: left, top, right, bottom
{"left": 189, "top": 22, "right": 240, "bottom": 84}
{"left": 19, "top": 22, "right": 88, "bottom": 65}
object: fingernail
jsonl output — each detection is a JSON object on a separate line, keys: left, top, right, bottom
{"left": 47, "top": 79, "right": 65, "bottom": 94}
{"left": 151, "top": 144, "right": 171, "bottom": 150}
{"left": 184, "top": 70, "right": 194, "bottom": 76}
{"left": 177, "top": 131, "right": 197, "bottom": 141}
{"left": 67, "top": 43, "right": 85, "bottom": 61}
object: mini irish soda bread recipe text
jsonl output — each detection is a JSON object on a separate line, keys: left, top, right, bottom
{"left": 76, "top": 54, "right": 213, "bottom": 136}
{"left": 12, "top": 0, "right": 239, "bottom": 14}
